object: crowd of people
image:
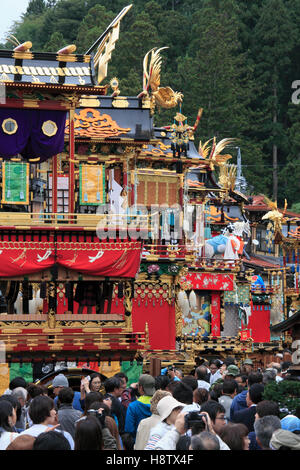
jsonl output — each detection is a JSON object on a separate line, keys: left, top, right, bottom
{"left": 0, "top": 356, "right": 299, "bottom": 451}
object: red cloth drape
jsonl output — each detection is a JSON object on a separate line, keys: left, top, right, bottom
{"left": 0, "top": 240, "right": 142, "bottom": 278}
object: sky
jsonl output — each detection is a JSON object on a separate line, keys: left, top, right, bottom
{"left": 0, "top": 0, "right": 30, "bottom": 42}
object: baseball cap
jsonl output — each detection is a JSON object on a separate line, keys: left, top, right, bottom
{"left": 51, "top": 373, "right": 69, "bottom": 388}
{"left": 281, "top": 415, "right": 300, "bottom": 432}
{"left": 226, "top": 365, "right": 240, "bottom": 377}
{"left": 138, "top": 374, "right": 156, "bottom": 396}
{"left": 156, "top": 395, "right": 186, "bottom": 422}
{"left": 243, "top": 359, "right": 253, "bottom": 365}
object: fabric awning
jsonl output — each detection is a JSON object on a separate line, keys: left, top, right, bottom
{"left": 0, "top": 240, "right": 142, "bottom": 278}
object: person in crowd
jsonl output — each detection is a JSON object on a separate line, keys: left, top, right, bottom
{"left": 6, "top": 434, "right": 36, "bottom": 450}
{"left": 194, "top": 366, "right": 210, "bottom": 391}
{"left": 193, "top": 388, "right": 209, "bottom": 407}
{"left": 263, "top": 369, "right": 277, "bottom": 385}
{"left": 125, "top": 374, "right": 156, "bottom": 441}
{"left": 232, "top": 383, "right": 264, "bottom": 432}
{"left": 181, "top": 376, "right": 198, "bottom": 392}
{"left": 189, "top": 432, "right": 220, "bottom": 450}
{"left": 20, "top": 395, "right": 74, "bottom": 449}
{"left": 270, "top": 429, "right": 300, "bottom": 450}
{"left": 208, "top": 359, "right": 223, "bottom": 385}
{"left": 218, "top": 380, "right": 238, "bottom": 420}
{"left": 80, "top": 373, "right": 102, "bottom": 409}
{"left": 280, "top": 361, "right": 292, "bottom": 378}
{"left": 104, "top": 376, "right": 126, "bottom": 434}
{"left": 230, "top": 371, "right": 263, "bottom": 420}
{"left": 0, "top": 394, "right": 22, "bottom": 433}
{"left": 224, "top": 365, "right": 240, "bottom": 381}
{"left": 248, "top": 400, "right": 280, "bottom": 450}
{"left": 0, "top": 400, "right": 19, "bottom": 450}
{"left": 254, "top": 415, "right": 281, "bottom": 450}
{"left": 11, "top": 387, "right": 28, "bottom": 431}
{"left": 114, "top": 372, "right": 138, "bottom": 410}
{"left": 145, "top": 395, "right": 185, "bottom": 450}
{"left": 234, "top": 375, "right": 248, "bottom": 393}
{"left": 74, "top": 415, "right": 104, "bottom": 451}
{"left": 280, "top": 415, "right": 300, "bottom": 434}
{"left": 172, "top": 382, "right": 200, "bottom": 412}
{"left": 241, "top": 358, "right": 254, "bottom": 375}
{"left": 209, "top": 382, "right": 224, "bottom": 402}
{"left": 3, "top": 377, "right": 27, "bottom": 396}
{"left": 197, "top": 400, "right": 230, "bottom": 450}
{"left": 33, "top": 430, "right": 71, "bottom": 450}
{"left": 155, "top": 375, "right": 171, "bottom": 391}
{"left": 57, "top": 387, "right": 82, "bottom": 439}
{"left": 51, "top": 374, "right": 82, "bottom": 412}
{"left": 134, "top": 390, "right": 171, "bottom": 450}
{"left": 219, "top": 422, "right": 250, "bottom": 450}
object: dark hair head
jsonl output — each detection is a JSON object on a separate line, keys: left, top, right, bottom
{"left": 219, "top": 423, "right": 248, "bottom": 450}
{"left": 83, "top": 392, "right": 104, "bottom": 416}
{"left": 191, "top": 431, "right": 220, "bottom": 450}
{"left": 89, "top": 373, "right": 102, "bottom": 385}
{"left": 155, "top": 375, "right": 171, "bottom": 391}
{"left": 0, "top": 395, "right": 21, "bottom": 421}
{"left": 166, "top": 379, "right": 179, "bottom": 394}
{"left": 58, "top": 387, "right": 74, "bottom": 405}
{"left": 256, "top": 400, "right": 280, "bottom": 418}
{"left": 104, "top": 377, "right": 122, "bottom": 394}
{"left": 27, "top": 384, "right": 48, "bottom": 399}
{"left": 33, "top": 431, "right": 71, "bottom": 450}
{"left": 172, "top": 382, "right": 193, "bottom": 405}
{"left": 9, "top": 377, "right": 27, "bottom": 391}
{"left": 209, "top": 382, "right": 223, "bottom": 402}
{"left": 222, "top": 380, "right": 238, "bottom": 395}
{"left": 200, "top": 400, "right": 225, "bottom": 423}
{"left": 195, "top": 366, "right": 209, "bottom": 381}
{"left": 248, "top": 372, "right": 263, "bottom": 387}
{"left": 249, "top": 383, "right": 264, "bottom": 404}
{"left": 181, "top": 376, "right": 198, "bottom": 391}
{"left": 75, "top": 416, "right": 103, "bottom": 450}
{"left": 209, "top": 359, "right": 221, "bottom": 369}
{"left": 0, "top": 400, "right": 14, "bottom": 433}
{"left": 114, "top": 372, "right": 128, "bottom": 383}
{"left": 193, "top": 388, "right": 209, "bottom": 405}
{"left": 29, "top": 395, "right": 54, "bottom": 424}
{"left": 281, "top": 361, "right": 291, "bottom": 371}
{"left": 224, "top": 357, "right": 236, "bottom": 367}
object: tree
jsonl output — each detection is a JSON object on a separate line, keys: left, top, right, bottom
{"left": 76, "top": 5, "right": 115, "bottom": 55}
{"left": 25, "top": 0, "right": 46, "bottom": 17}
{"left": 251, "top": 0, "right": 296, "bottom": 201}
{"left": 43, "top": 31, "right": 65, "bottom": 52}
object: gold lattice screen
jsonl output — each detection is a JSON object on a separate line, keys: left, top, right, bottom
{"left": 135, "top": 171, "right": 180, "bottom": 206}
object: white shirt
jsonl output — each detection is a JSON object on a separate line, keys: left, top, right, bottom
{"left": 21, "top": 424, "right": 74, "bottom": 449}
{"left": 0, "top": 431, "right": 19, "bottom": 450}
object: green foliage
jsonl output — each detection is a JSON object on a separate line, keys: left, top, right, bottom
{"left": 263, "top": 380, "right": 300, "bottom": 416}
{"left": 4, "top": 0, "right": 300, "bottom": 205}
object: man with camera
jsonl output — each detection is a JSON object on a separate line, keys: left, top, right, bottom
{"left": 150, "top": 404, "right": 229, "bottom": 450}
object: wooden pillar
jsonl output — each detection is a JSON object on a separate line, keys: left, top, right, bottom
{"left": 52, "top": 155, "right": 58, "bottom": 215}
{"left": 150, "top": 358, "right": 161, "bottom": 378}
{"left": 68, "top": 108, "right": 75, "bottom": 217}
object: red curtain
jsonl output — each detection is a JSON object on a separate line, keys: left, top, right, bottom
{"left": 0, "top": 240, "right": 142, "bottom": 278}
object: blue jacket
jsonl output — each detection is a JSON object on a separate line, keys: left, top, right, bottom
{"left": 230, "top": 390, "right": 247, "bottom": 420}
{"left": 124, "top": 398, "right": 152, "bottom": 440}
{"left": 248, "top": 431, "right": 262, "bottom": 450}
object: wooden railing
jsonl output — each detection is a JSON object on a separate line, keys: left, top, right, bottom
{"left": 143, "top": 244, "right": 241, "bottom": 270}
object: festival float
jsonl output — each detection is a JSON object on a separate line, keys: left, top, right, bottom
{"left": 0, "top": 6, "right": 289, "bottom": 388}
